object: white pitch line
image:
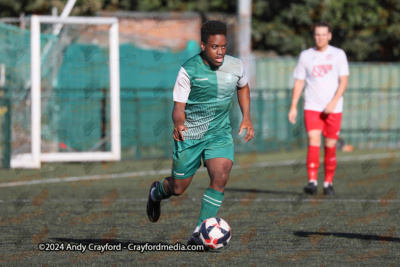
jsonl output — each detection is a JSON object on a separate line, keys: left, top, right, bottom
{"left": 0, "top": 153, "right": 395, "bottom": 188}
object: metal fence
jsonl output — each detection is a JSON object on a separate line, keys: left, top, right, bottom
{"left": 121, "top": 87, "right": 400, "bottom": 160}
{"left": 340, "top": 89, "right": 400, "bottom": 149}
{"left": 0, "top": 86, "right": 398, "bottom": 166}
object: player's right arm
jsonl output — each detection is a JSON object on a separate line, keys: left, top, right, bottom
{"left": 288, "top": 79, "right": 305, "bottom": 124}
{"left": 289, "top": 53, "right": 306, "bottom": 124}
{"left": 172, "top": 67, "right": 191, "bottom": 141}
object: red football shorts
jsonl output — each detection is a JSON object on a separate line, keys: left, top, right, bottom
{"left": 304, "top": 110, "right": 342, "bottom": 140}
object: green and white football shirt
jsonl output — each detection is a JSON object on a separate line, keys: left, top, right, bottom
{"left": 173, "top": 54, "right": 248, "bottom": 139}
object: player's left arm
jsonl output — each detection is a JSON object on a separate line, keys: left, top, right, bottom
{"left": 324, "top": 75, "right": 348, "bottom": 114}
{"left": 237, "top": 84, "right": 254, "bottom": 142}
{"left": 324, "top": 50, "right": 350, "bottom": 114}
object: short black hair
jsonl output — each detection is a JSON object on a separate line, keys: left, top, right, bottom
{"left": 314, "top": 21, "right": 331, "bottom": 33}
{"left": 201, "top": 20, "right": 227, "bottom": 44}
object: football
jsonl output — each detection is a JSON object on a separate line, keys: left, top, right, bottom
{"left": 199, "top": 217, "right": 231, "bottom": 249}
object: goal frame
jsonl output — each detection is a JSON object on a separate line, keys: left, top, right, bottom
{"left": 10, "top": 15, "right": 121, "bottom": 168}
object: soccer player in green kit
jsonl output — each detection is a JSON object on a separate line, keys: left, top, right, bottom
{"left": 147, "top": 20, "right": 254, "bottom": 245}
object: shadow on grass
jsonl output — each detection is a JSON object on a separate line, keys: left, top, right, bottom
{"left": 224, "top": 188, "right": 300, "bottom": 195}
{"left": 293, "top": 231, "right": 400, "bottom": 243}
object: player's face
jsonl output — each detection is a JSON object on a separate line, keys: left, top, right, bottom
{"left": 314, "top": 26, "right": 332, "bottom": 50}
{"left": 201, "top": 34, "right": 227, "bottom": 67}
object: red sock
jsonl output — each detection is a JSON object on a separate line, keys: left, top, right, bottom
{"left": 307, "top": 146, "right": 320, "bottom": 182}
{"left": 324, "top": 146, "right": 337, "bottom": 184}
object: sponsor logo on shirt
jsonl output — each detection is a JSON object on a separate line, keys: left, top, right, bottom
{"left": 312, "top": 64, "right": 333, "bottom": 78}
{"left": 195, "top": 78, "right": 208, "bottom": 81}
{"left": 326, "top": 54, "right": 333, "bottom": 61}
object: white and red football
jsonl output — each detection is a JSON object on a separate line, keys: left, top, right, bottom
{"left": 199, "top": 217, "right": 231, "bottom": 249}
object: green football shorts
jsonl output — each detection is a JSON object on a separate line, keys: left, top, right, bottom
{"left": 171, "top": 134, "right": 234, "bottom": 179}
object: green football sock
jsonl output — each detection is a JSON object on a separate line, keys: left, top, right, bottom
{"left": 197, "top": 188, "right": 224, "bottom": 227}
{"left": 152, "top": 178, "right": 172, "bottom": 201}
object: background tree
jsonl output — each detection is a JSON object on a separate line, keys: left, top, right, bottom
{"left": 1, "top": 0, "right": 399, "bottom": 61}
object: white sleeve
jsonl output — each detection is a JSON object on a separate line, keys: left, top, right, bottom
{"left": 338, "top": 50, "right": 349, "bottom": 76}
{"left": 293, "top": 53, "right": 306, "bottom": 80}
{"left": 173, "top": 67, "right": 191, "bottom": 103}
{"left": 237, "top": 60, "right": 248, "bottom": 88}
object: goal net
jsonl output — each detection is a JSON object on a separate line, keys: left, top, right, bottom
{"left": 8, "top": 15, "right": 120, "bottom": 168}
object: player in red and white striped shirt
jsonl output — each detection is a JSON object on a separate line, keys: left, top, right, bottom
{"left": 289, "top": 21, "right": 349, "bottom": 195}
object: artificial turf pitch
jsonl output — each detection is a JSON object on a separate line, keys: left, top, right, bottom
{"left": 0, "top": 149, "right": 399, "bottom": 266}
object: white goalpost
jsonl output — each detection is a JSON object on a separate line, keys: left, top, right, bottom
{"left": 10, "top": 15, "right": 121, "bottom": 168}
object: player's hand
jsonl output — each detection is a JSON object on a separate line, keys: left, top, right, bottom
{"left": 173, "top": 124, "right": 188, "bottom": 141}
{"left": 239, "top": 119, "right": 254, "bottom": 142}
{"left": 324, "top": 102, "right": 336, "bottom": 114}
{"left": 288, "top": 108, "right": 297, "bottom": 124}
